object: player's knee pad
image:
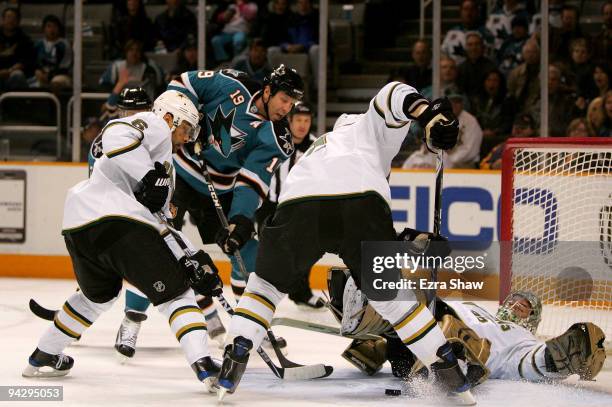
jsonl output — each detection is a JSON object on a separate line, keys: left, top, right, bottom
{"left": 53, "top": 290, "right": 117, "bottom": 340}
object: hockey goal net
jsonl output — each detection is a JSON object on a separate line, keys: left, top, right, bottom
{"left": 500, "top": 137, "right": 612, "bottom": 346}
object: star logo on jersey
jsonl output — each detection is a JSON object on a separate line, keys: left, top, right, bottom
{"left": 207, "top": 106, "right": 246, "bottom": 157}
{"left": 91, "top": 136, "right": 103, "bottom": 159}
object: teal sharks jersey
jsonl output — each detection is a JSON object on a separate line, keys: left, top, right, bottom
{"left": 168, "top": 69, "right": 294, "bottom": 220}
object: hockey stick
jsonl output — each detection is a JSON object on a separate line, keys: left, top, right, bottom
{"left": 271, "top": 317, "right": 381, "bottom": 341}
{"left": 155, "top": 212, "right": 332, "bottom": 380}
{"left": 428, "top": 150, "right": 444, "bottom": 315}
{"left": 28, "top": 298, "right": 57, "bottom": 321}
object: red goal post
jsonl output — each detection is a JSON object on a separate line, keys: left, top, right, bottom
{"left": 500, "top": 137, "right": 612, "bottom": 343}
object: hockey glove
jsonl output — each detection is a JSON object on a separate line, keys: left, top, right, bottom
{"left": 134, "top": 162, "right": 170, "bottom": 213}
{"left": 417, "top": 98, "right": 459, "bottom": 151}
{"left": 397, "top": 228, "right": 452, "bottom": 259}
{"left": 215, "top": 215, "right": 255, "bottom": 255}
{"left": 179, "top": 250, "right": 223, "bottom": 297}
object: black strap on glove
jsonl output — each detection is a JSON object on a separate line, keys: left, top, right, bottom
{"left": 416, "top": 97, "right": 459, "bottom": 151}
{"left": 179, "top": 250, "right": 223, "bottom": 297}
{"left": 215, "top": 215, "right": 255, "bottom": 255}
{"left": 134, "top": 161, "right": 170, "bottom": 213}
{"left": 397, "top": 227, "right": 452, "bottom": 259}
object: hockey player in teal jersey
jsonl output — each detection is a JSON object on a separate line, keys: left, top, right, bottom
{"left": 113, "top": 65, "right": 304, "bottom": 358}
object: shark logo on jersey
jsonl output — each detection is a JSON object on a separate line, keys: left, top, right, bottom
{"left": 207, "top": 106, "right": 246, "bottom": 157}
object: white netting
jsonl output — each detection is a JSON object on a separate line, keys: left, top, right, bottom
{"left": 508, "top": 145, "right": 612, "bottom": 344}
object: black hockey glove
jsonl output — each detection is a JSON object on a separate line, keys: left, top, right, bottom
{"left": 397, "top": 228, "right": 452, "bottom": 259}
{"left": 215, "top": 215, "right": 255, "bottom": 255}
{"left": 179, "top": 250, "right": 223, "bottom": 297}
{"left": 417, "top": 98, "right": 459, "bottom": 151}
{"left": 135, "top": 162, "right": 170, "bottom": 213}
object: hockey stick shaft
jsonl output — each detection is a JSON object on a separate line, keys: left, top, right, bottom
{"left": 428, "top": 151, "right": 444, "bottom": 314}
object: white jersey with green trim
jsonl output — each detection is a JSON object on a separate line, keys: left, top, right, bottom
{"left": 278, "top": 82, "right": 420, "bottom": 207}
{"left": 62, "top": 112, "right": 175, "bottom": 233}
{"left": 445, "top": 301, "right": 540, "bottom": 380}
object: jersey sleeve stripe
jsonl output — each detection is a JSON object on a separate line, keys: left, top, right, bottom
{"left": 236, "top": 168, "right": 269, "bottom": 199}
{"left": 373, "top": 98, "right": 409, "bottom": 129}
{"left": 105, "top": 139, "right": 142, "bottom": 158}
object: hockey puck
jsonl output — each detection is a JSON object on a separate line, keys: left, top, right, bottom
{"left": 385, "top": 389, "right": 401, "bottom": 396}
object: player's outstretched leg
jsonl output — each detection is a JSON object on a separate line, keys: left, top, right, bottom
{"left": 115, "top": 286, "right": 150, "bottom": 361}
{"left": 156, "top": 288, "right": 220, "bottom": 392}
{"left": 369, "top": 299, "right": 474, "bottom": 404}
{"left": 196, "top": 295, "right": 226, "bottom": 348}
{"left": 23, "top": 291, "right": 116, "bottom": 378}
{"left": 217, "top": 273, "right": 285, "bottom": 399}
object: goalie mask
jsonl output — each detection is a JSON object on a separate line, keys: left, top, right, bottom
{"left": 496, "top": 291, "right": 542, "bottom": 334}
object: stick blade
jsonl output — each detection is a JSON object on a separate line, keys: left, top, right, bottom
{"left": 281, "top": 364, "right": 333, "bottom": 380}
{"left": 28, "top": 299, "right": 56, "bottom": 321}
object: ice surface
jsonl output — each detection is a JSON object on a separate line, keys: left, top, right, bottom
{"left": 2, "top": 278, "right": 611, "bottom": 407}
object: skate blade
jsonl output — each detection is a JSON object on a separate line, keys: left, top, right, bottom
{"left": 115, "top": 351, "right": 132, "bottom": 365}
{"left": 202, "top": 377, "right": 217, "bottom": 394}
{"left": 22, "top": 364, "right": 70, "bottom": 378}
{"left": 217, "top": 387, "right": 229, "bottom": 402}
{"left": 448, "top": 389, "right": 476, "bottom": 406}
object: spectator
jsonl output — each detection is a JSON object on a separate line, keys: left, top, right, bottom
{"left": 232, "top": 38, "right": 272, "bottom": 84}
{"left": 479, "top": 113, "right": 535, "bottom": 169}
{"left": 0, "top": 7, "right": 34, "bottom": 91}
{"left": 421, "top": 55, "right": 460, "bottom": 100}
{"left": 549, "top": 5, "right": 586, "bottom": 63}
{"left": 530, "top": 0, "right": 564, "bottom": 34}
{"left": 457, "top": 32, "right": 497, "bottom": 100}
{"left": 211, "top": 0, "right": 258, "bottom": 64}
{"left": 486, "top": 0, "right": 531, "bottom": 51}
{"left": 154, "top": 0, "right": 197, "bottom": 53}
{"left": 441, "top": 0, "right": 494, "bottom": 64}
{"left": 498, "top": 15, "right": 529, "bottom": 77}
{"left": 109, "top": 0, "right": 156, "bottom": 59}
{"left": 507, "top": 39, "right": 540, "bottom": 120}
{"left": 565, "top": 117, "right": 590, "bottom": 138}
{"left": 391, "top": 39, "right": 431, "bottom": 92}
{"left": 568, "top": 38, "right": 594, "bottom": 96}
{"left": 170, "top": 35, "right": 198, "bottom": 78}
{"left": 470, "top": 69, "right": 514, "bottom": 154}
{"left": 586, "top": 97, "right": 605, "bottom": 136}
{"left": 403, "top": 87, "right": 482, "bottom": 169}
{"left": 548, "top": 64, "right": 576, "bottom": 137}
{"left": 598, "top": 90, "right": 612, "bottom": 137}
{"left": 99, "top": 39, "right": 164, "bottom": 117}
{"left": 30, "top": 15, "right": 72, "bottom": 92}
{"left": 261, "top": 0, "right": 291, "bottom": 49}
{"left": 592, "top": 1, "right": 612, "bottom": 62}
{"left": 574, "top": 61, "right": 611, "bottom": 114}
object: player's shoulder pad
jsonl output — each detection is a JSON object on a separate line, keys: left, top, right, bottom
{"left": 258, "top": 119, "right": 294, "bottom": 157}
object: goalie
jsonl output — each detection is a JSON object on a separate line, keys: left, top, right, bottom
{"left": 328, "top": 247, "right": 606, "bottom": 385}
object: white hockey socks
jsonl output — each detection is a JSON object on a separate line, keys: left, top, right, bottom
{"left": 369, "top": 300, "right": 446, "bottom": 366}
{"left": 38, "top": 291, "right": 115, "bottom": 355}
{"left": 228, "top": 273, "right": 285, "bottom": 349}
{"left": 157, "top": 288, "right": 209, "bottom": 365}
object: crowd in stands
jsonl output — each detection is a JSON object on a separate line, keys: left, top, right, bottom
{"left": 0, "top": 0, "right": 611, "bottom": 167}
{"left": 397, "top": 0, "right": 612, "bottom": 170}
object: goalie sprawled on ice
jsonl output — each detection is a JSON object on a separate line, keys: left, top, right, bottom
{"left": 326, "top": 245, "right": 606, "bottom": 386}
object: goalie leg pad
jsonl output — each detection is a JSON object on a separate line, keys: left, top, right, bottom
{"left": 545, "top": 322, "right": 606, "bottom": 380}
{"left": 341, "top": 338, "right": 387, "bottom": 376}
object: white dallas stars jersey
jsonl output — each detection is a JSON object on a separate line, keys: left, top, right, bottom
{"left": 62, "top": 112, "right": 174, "bottom": 233}
{"left": 445, "top": 301, "right": 540, "bottom": 380}
{"left": 278, "top": 82, "right": 418, "bottom": 207}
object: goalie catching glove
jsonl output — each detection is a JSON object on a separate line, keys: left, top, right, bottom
{"left": 413, "top": 97, "right": 458, "bottom": 151}
{"left": 135, "top": 161, "right": 170, "bottom": 213}
{"left": 545, "top": 322, "right": 606, "bottom": 380}
{"left": 215, "top": 215, "right": 255, "bottom": 255}
{"left": 179, "top": 250, "right": 223, "bottom": 297}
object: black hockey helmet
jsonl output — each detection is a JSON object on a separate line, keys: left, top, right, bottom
{"left": 290, "top": 101, "right": 313, "bottom": 116}
{"left": 117, "top": 87, "right": 153, "bottom": 110}
{"left": 264, "top": 64, "right": 304, "bottom": 100}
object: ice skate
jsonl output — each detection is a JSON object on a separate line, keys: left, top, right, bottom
{"left": 191, "top": 356, "right": 221, "bottom": 393}
{"left": 431, "top": 342, "right": 476, "bottom": 406}
{"left": 114, "top": 310, "right": 147, "bottom": 362}
{"left": 261, "top": 334, "right": 288, "bottom": 355}
{"left": 217, "top": 336, "right": 253, "bottom": 401}
{"left": 22, "top": 348, "right": 74, "bottom": 378}
{"left": 291, "top": 292, "right": 326, "bottom": 310}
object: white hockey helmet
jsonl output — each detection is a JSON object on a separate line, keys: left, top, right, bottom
{"left": 153, "top": 90, "right": 201, "bottom": 141}
{"left": 333, "top": 113, "right": 362, "bottom": 131}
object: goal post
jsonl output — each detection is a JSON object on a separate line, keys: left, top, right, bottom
{"left": 500, "top": 137, "right": 612, "bottom": 344}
